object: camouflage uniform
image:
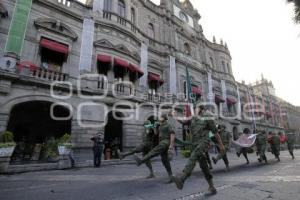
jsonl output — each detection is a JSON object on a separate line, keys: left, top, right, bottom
{"left": 134, "top": 119, "right": 174, "bottom": 182}
{"left": 212, "top": 126, "right": 232, "bottom": 170}
{"left": 286, "top": 133, "right": 295, "bottom": 159}
{"left": 270, "top": 133, "right": 281, "bottom": 161}
{"left": 256, "top": 131, "right": 268, "bottom": 163}
{"left": 119, "top": 120, "right": 155, "bottom": 178}
{"left": 172, "top": 111, "right": 217, "bottom": 193}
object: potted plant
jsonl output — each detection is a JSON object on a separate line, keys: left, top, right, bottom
{"left": 57, "top": 134, "right": 72, "bottom": 156}
{"left": 0, "top": 131, "right": 16, "bottom": 172}
{"left": 41, "top": 137, "right": 59, "bottom": 163}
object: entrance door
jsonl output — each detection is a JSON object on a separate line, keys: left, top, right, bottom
{"left": 104, "top": 111, "right": 123, "bottom": 159}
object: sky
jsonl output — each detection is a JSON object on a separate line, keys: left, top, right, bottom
{"left": 151, "top": 0, "right": 300, "bottom": 106}
{"left": 79, "top": 0, "right": 300, "bottom": 106}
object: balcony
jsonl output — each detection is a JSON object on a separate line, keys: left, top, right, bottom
{"left": 18, "top": 66, "right": 68, "bottom": 82}
{"left": 102, "top": 11, "right": 135, "bottom": 31}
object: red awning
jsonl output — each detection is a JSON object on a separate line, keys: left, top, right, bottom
{"left": 114, "top": 57, "right": 130, "bottom": 69}
{"left": 129, "top": 64, "right": 144, "bottom": 77}
{"left": 40, "top": 38, "right": 69, "bottom": 55}
{"left": 215, "top": 95, "right": 225, "bottom": 103}
{"left": 18, "top": 61, "right": 38, "bottom": 71}
{"left": 227, "top": 97, "right": 237, "bottom": 104}
{"left": 97, "top": 55, "right": 112, "bottom": 63}
{"left": 192, "top": 86, "right": 202, "bottom": 95}
{"left": 148, "top": 72, "right": 164, "bottom": 84}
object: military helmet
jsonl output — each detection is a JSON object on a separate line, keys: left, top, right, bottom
{"left": 193, "top": 100, "right": 205, "bottom": 109}
{"left": 160, "top": 114, "right": 168, "bottom": 120}
{"left": 144, "top": 120, "right": 151, "bottom": 126}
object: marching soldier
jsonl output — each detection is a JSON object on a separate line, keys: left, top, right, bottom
{"left": 212, "top": 124, "right": 232, "bottom": 171}
{"left": 269, "top": 132, "right": 281, "bottom": 162}
{"left": 236, "top": 128, "right": 251, "bottom": 164}
{"left": 118, "top": 120, "right": 155, "bottom": 178}
{"left": 134, "top": 114, "right": 175, "bottom": 183}
{"left": 286, "top": 132, "right": 296, "bottom": 160}
{"left": 256, "top": 130, "right": 268, "bottom": 164}
{"left": 172, "top": 104, "right": 225, "bottom": 195}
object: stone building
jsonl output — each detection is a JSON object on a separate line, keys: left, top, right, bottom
{"left": 0, "top": 0, "right": 298, "bottom": 168}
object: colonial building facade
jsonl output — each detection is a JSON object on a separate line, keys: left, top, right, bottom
{"left": 0, "top": 0, "right": 298, "bottom": 166}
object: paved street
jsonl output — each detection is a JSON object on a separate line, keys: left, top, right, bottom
{"left": 0, "top": 150, "right": 299, "bottom": 200}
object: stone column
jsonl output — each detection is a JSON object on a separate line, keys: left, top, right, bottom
{"left": 93, "top": 0, "right": 104, "bottom": 12}
{"left": 221, "top": 80, "right": 227, "bottom": 112}
{"left": 139, "top": 43, "right": 148, "bottom": 88}
{"left": 79, "top": 18, "right": 95, "bottom": 73}
{"left": 169, "top": 56, "right": 177, "bottom": 95}
{"left": 0, "top": 112, "right": 9, "bottom": 133}
{"left": 207, "top": 72, "right": 214, "bottom": 103}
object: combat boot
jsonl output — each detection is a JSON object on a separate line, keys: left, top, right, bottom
{"left": 204, "top": 179, "right": 217, "bottom": 196}
{"left": 212, "top": 157, "right": 217, "bottom": 164}
{"left": 264, "top": 155, "right": 268, "bottom": 164}
{"left": 225, "top": 165, "right": 230, "bottom": 171}
{"left": 171, "top": 174, "right": 186, "bottom": 190}
{"left": 133, "top": 155, "right": 142, "bottom": 166}
{"left": 146, "top": 172, "right": 155, "bottom": 179}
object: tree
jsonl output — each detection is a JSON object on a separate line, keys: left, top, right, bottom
{"left": 287, "top": 0, "right": 300, "bottom": 23}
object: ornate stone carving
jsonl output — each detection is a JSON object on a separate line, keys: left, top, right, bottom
{"left": 34, "top": 17, "right": 78, "bottom": 41}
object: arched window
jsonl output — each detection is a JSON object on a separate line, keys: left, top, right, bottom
{"left": 222, "top": 61, "right": 227, "bottom": 73}
{"left": 118, "top": 0, "right": 126, "bottom": 18}
{"left": 103, "top": 0, "right": 112, "bottom": 11}
{"left": 148, "top": 23, "right": 155, "bottom": 39}
{"left": 209, "top": 57, "right": 215, "bottom": 69}
{"left": 131, "top": 8, "right": 136, "bottom": 24}
{"left": 184, "top": 43, "right": 191, "bottom": 55}
{"left": 227, "top": 63, "right": 231, "bottom": 74}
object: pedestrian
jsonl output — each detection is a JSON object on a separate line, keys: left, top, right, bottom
{"left": 134, "top": 114, "right": 175, "bottom": 183}
{"left": 212, "top": 124, "right": 232, "bottom": 171}
{"left": 269, "top": 132, "right": 281, "bottom": 162}
{"left": 172, "top": 104, "right": 225, "bottom": 195}
{"left": 118, "top": 120, "right": 155, "bottom": 178}
{"left": 236, "top": 128, "right": 251, "bottom": 164}
{"left": 91, "top": 133, "right": 104, "bottom": 168}
{"left": 286, "top": 132, "right": 296, "bottom": 160}
{"left": 256, "top": 130, "right": 268, "bottom": 164}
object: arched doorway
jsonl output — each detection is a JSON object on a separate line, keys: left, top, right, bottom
{"left": 233, "top": 126, "right": 238, "bottom": 140}
{"left": 104, "top": 111, "right": 123, "bottom": 160}
{"left": 7, "top": 101, "right": 72, "bottom": 163}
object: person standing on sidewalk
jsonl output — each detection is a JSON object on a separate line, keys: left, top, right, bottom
{"left": 91, "top": 133, "right": 104, "bottom": 168}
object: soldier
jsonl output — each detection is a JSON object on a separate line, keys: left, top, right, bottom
{"left": 172, "top": 104, "right": 225, "bottom": 195}
{"left": 134, "top": 114, "right": 175, "bottom": 183}
{"left": 212, "top": 124, "right": 232, "bottom": 171}
{"left": 236, "top": 128, "right": 251, "bottom": 164}
{"left": 269, "top": 132, "right": 281, "bottom": 162}
{"left": 286, "top": 132, "right": 296, "bottom": 160}
{"left": 118, "top": 120, "right": 155, "bottom": 178}
{"left": 256, "top": 130, "right": 268, "bottom": 164}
